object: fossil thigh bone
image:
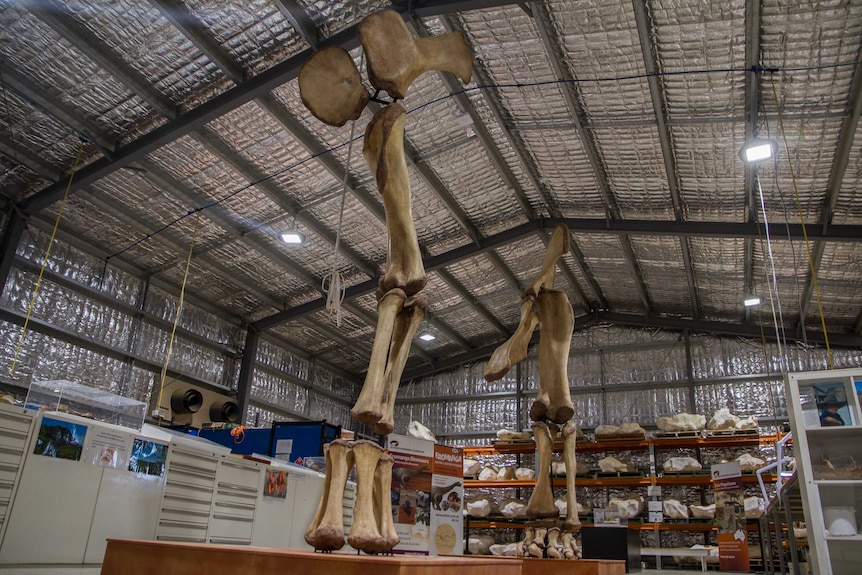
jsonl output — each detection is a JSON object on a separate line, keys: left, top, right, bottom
{"left": 358, "top": 9, "right": 473, "bottom": 100}
{"left": 531, "top": 289, "right": 575, "bottom": 424}
{"left": 347, "top": 440, "right": 387, "bottom": 553}
{"left": 299, "top": 46, "right": 369, "bottom": 127}
{"left": 351, "top": 288, "right": 406, "bottom": 430}
{"left": 363, "top": 104, "right": 426, "bottom": 297}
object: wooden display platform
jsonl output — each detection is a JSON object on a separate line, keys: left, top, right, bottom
{"left": 101, "top": 539, "right": 522, "bottom": 575}
{"left": 476, "top": 555, "right": 625, "bottom": 575}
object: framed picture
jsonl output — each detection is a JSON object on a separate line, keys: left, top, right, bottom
{"left": 33, "top": 416, "right": 88, "bottom": 461}
{"left": 128, "top": 438, "right": 168, "bottom": 476}
{"left": 811, "top": 382, "right": 853, "bottom": 427}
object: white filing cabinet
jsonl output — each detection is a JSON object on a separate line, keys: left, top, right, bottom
{"left": 208, "top": 456, "right": 262, "bottom": 545}
{"left": 156, "top": 442, "right": 221, "bottom": 543}
{"left": 0, "top": 405, "right": 36, "bottom": 548}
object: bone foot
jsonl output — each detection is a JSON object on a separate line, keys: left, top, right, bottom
{"left": 307, "top": 439, "right": 352, "bottom": 550}
{"left": 546, "top": 527, "right": 563, "bottom": 559}
{"left": 358, "top": 9, "right": 472, "bottom": 100}
{"left": 526, "top": 422, "right": 559, "bottom": 519}
{"left": 348, "top": 441, "right": 387, "bottom": 553}
{"left": 373, "top": 453, "right": 399, "bottom": 550}
{"left": 561, "top": 421, "right": 583, "bottom": 533}
{"left": 371, "top": 295, "right": 428, "bottom": 435}
{"left": 561, "top": 531, "right": 581, "bottom": 559}
{"left": 516, "top": 526, "right": 534, "bottom": 558}
{"left": 299, "top": 46, "right": 370, "bottom": 127}
{"left": 526, "top": 542, "right": 544, "bottom": 558}
{"left": 535, "top": 289, "right": 574, "bottom": 424}
{"left": 352, "top": 288, "right": 406, "bottom": 429}
{"left": 534, "top": 526, "right": 548, "bottom": 547}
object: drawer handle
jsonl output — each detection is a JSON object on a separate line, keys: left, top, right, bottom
{"left": 170, "top": 463, "right": 217, "bottom": 477}
{"left": 159, "top": 519, "right": 208, "bottom": 529}
{"left": 208, "top": 537, "right": 251, "bottom": 545}
{"left": 214, "top": 501, "right": 256, "bottom": 510}
{"left": 212, "top": 513, "right": 254, "bottom": 522}
{"left": 161, "top": 507, "right": 210, "bottom": 518}
{"left": 157, "top": 535, "right": 206, "bottom": 543}
{"left": 165, "top": 479, "right": 214, "bottom": 492}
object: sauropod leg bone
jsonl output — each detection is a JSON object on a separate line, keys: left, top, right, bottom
{"left": 363, "top": 103, "right": 426, "bottom": 297}
{"left": 373, "top": 453, "right": 399, "bottom": 551}
{"left": 304, "top": 441, "right": 333, "bottom": 545}
{"left": 561, "top": 421, "right": 582, "bottom": 533}
{"left": 348, "top": 440, "right": 387, "bottom": 553}
{"left": 525, "top": 224, "right": 571, "bottom": 298}
{"left": 351, "top": 288, "right": 406, "bottom": 430}
{"left": 307, "top": 439, "right": 352, "bottom": 550}
{"left": 531, "top": 290, "right": 575, "bottom": 424}
{"left": 358, "top": 9, "right": 472, "bottom": 100}
{"left": 298, "top": 46, "right": 370, "bottom": 127}
{"left": 526, "top": 422, "right": 559, "bottom": 519}
{"left": 484, "top": 297, "right": 538, "bottom": 381}
{"left": 372, "top": 295, "right": 428, "bottom": 435}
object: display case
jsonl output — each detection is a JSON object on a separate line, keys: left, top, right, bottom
{"left": 787, "top": 368, "right": 862, "bottom": 575}
{"left": 25, "top": 379, "right": 147, "bottom": 431}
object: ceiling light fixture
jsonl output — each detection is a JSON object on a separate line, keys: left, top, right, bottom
{"left": 743, "top": 295, "right": 762, "bottom": 307}
{"left": 739, "top": 139, "right": 778, "bottom": 163}
{"left": 280, "top": 230, "right": 305, "bottom": 245}
{"left": 418, "top": 333, "right": 436, "bottom": 342}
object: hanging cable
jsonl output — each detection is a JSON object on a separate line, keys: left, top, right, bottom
{"left": 8, "top": 140, "right": 85, "bottom": 378}
{"left": 767, "top": 75, "right": 833, "bottom": 368}
{"left": 154, "top": 211, "right": 201, "bottom": 417}
{"left": 322, "top": 51, "right": 364, "bottom": 327}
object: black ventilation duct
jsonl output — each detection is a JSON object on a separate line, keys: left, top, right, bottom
{"left": 170, "top": 388, "right": 204, "bottom": 414}
{"left": 210, "top": 401, "right": 240, "bottom": 423}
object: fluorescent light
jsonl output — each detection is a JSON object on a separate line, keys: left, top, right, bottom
{"left": 280, "top": 231, "right": 305, "bottom": 244}
{"left": 743, "top": 296, "right": 762, "bottom": 307}
{"left": 418, "top": 333, "right": 436, "bottom": 342}
{"left": 739, "top": 139, "right": 777, "bottom": 163}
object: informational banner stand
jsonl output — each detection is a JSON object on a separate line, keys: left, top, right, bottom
{"left": 712, "top": 461, "right": 749, "bottom": 571}
{"left": 386, "top": 434, "right": 463, "bottom": 556}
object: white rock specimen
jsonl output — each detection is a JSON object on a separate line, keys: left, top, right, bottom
{"left": 619, "top": 422, "right": 647, "bottom": 437}
{"left": 463, "top": 458, "right": 481, "bottom": 477}
{"left": 594, "top": 424, "right": 619, "bottom": 438}
{"left": 468, "top": 534, "right": 496, "bottom": 555}
{"left": 607, "top": 495, "right": 644, "bottom": 518}
{"left": 551, "top": 461, "right": 567, "bottom": 476}
{"left": 490, "top": 543, "right": 519, "bottom": 556}
{"left": 497, "top": 466, "right": 516, "bottom": 480}
{"left": 663, "top": 456, "right": 703, "bottom": 472}
{"left": 598, "top": 455, "right": 635, "bottom": 473}
{"left": 554, "top": 497, "right": 567, "bottom": 516}
{"left": 736, "top": 453, "right": 766, "bottom": 471}
{"left": 656, "top": 413, "right": 706, "bottom": 432}
{"left": 744, "top": 496, "right": 765, "bottom": 519}
{"left": 515, "top": 467, "right": 535, "bottom": 480}
{"left": 466, "top": 497, "right": 493, "bottom": 517}
{"left": 595, "top": 422, "right": 646, "bottom": 439}
{"left": 500, "top": 499, "right": 527, "bottom": 518}
{"left": 690, "top": 503, "right": 716, "bottom": 519}
{"left": 736, "top": 415, "right": 758, "bottom": 429}
{"left": 708, "top": 408, "right": 740, "bottom": 430}
{"left": 478, "top": 466, "right": 498, "bottom": 481}
{"left": 407, "top": 420, "right": 436, "bottom": 441}
{"left": 496, "top": 428, "right": 532, "bottom": 441}
{"left": 663, "top": 499, "right": 689, "bottom": 519}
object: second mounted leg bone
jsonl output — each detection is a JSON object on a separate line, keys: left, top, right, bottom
{"left": 348, "top": 440, "right": 387, "bottom": 553}
{"left": 363, "top": 104, "right": 426, "bottom": 297}
{"left": 526, "top": 422, "right": 559, "bottom": 519}
{"left": 524, "top": 224, "right": 571, "bottom": 298}
{"left": 561, "top": 421, "right": 582, "bottom": 533}
{"left": 358, "top": 9, "right": 473, "bottom": 100}
{"left": 351, "top": 289, "right": 406, "bottom": 431}
{"left": 530, "top": 290, "right": 575, "bottom": 424}
{"left": 306, "top": 439, "right": 352, "bottom": 551}
{"left": 299, "top": 46, "right": 370, "bottom": 127}
{"left": 373, "top": 453, "right": 399, "bottom": 551}
{"left": 484, "top": 298, "right": 539, "bottom": 381}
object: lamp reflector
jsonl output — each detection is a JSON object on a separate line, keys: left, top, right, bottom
{"left": 281, "top": 231, "right": 305, "bottom": 244}
{"left": 742, "top": 143, "right": 774, "bottom": 163}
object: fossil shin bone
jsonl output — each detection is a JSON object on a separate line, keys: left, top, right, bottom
{"left": 526, "top": 421, "right": 559, "bottom": 519}
{"left": 561, "top": 421, "right": 582, "bottom": 533}
{"left": 305, "top": 439, "right": 352, "bottom": 550}
{"left": 373, "top": 453, "right": 399, "bottom": 550}
{"left": 348, "top": 440, "right": 387, "bottom": 553}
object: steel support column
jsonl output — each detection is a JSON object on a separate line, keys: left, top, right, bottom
{"left": 237, "top": 327, "right": 261, "bottom": 425}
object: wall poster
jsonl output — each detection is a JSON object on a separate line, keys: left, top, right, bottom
{"left": 712, "top": 461, "right": 749, "bottom": 571}
{"left": 83, "top": 427, "right": 132, "bottom": 469}
{"left": 33, "top": 416, "right": 88, "bottom": 461}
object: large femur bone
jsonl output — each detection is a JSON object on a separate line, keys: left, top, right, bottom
{"left": 358, "top": 9, "right": 473, "bottom": 100}
{"left": 561, "top": 421, "right": 582, "bottom": 533}
{"left": 299, "top": 46, "right": 370, "bottom": 127}
{"left": 306, "top": 439, "right": 352, "bottom": 550}
{"left": 484, "top": 225, "right": 570, "bottom": 382}
{"left": 530, "top": 289, "right": 575, "bottom": 424}
{"left": 373, "top": 453, "right": 399, "bottom": 551}
{"left": 348, "top": 440, "right": 388, "bottom": 553}
{"left": 526, "top": 422, "right": 559, "bottom": 519}
{"left": 363, "top": 104, "right": 426, "bottom": 297}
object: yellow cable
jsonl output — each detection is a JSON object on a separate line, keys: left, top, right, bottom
{"left": 155, "top": 211, "right": 200, "bottom": 416}
{"left": 9, "top": 141, "right": 85, "bottom": 378}
{"left": 768, "top": 75, "right": 833, "bottom": 368}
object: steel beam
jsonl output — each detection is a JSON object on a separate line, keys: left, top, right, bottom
{"left": 272, "top": 0, "right": 322, "bottom": 49}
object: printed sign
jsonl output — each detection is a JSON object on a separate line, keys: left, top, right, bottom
{"left": 712, "top": 461, "right": 749, "bottom": 571}
{"left": 430, "top": 444, "right": 463, "bottom": 556}
{"left": 83, "top": 427, "right": 132, "bottom": 469}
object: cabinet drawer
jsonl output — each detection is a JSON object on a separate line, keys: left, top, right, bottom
{"left": 160, "top": 506, "right": 210, "bottom": 524}
{"left": 209, "top": 516, "right": 253, "bottom": 541}
{"left": 156, "top": 520, "right": 208, "bottom": 543}
{"left": 0, "top": 446, "right": 25, "bottom": 466}
{"left": 166, "top": 465, "right": 217, "bottom": 488}
{"left": 162, "top": 492, "right": 213, "bottom": 515}
{"left": 170, "top": 448, "right": 219, "bottom": 472}
{"left": 218, "top": 460, "right": 260, "bottom": 488}
{"left": 164, "top": 478, "right": 214, "bottom": 502}
{"left": 212, "top": 500, "right": 255, "bottom": 521}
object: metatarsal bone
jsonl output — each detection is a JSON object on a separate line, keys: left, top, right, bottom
{"left": 561, "top": 421, "right": 582, "bottom": 533}
{"left": 348, "top": 440, "right": 387, "bottom": 553}
{"left": 373, "top": 453, "right": 399, "bottom": 551}
{"left": 373, "top": 295, "right": 428, "bottom": 435}
{"left": 352, "top": 289, "right": 406, "bottom": 429}
{"left": 359, "top": 9, "right": 473, "bottom": 100}
{"left": 363, "top": 104, "right": 426, "bottom": 297}
{"left": 526, "top": 422, "right": 558, "bottom": 519}
{"left": 531, "top": 290, "right": 574, "bottom": 424}
{"left": 304, "top": 441, "right": 333, "bottom": 545}
{"left": 307, "top": 439, "right": 352, "bottom": 551}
